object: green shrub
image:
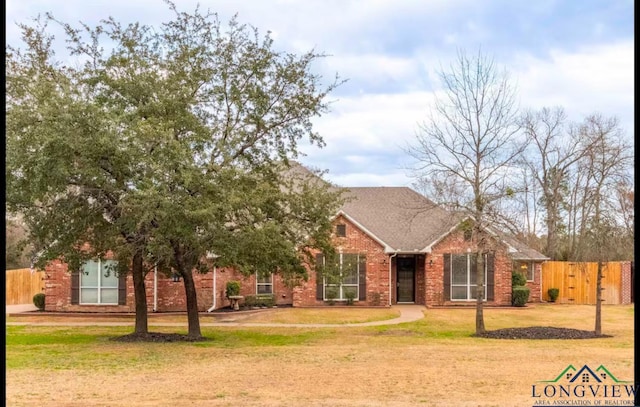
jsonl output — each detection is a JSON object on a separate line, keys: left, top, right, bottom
{"left": 547, "top": 288, "right": 560, "bottom": 302}
{"left": 512, "top": 286, "right": 530, "bottom": 307}
{"left": 256, "top": 294, "right": 275, "bottom": 307}
{"left": 263, "top": 295, "right": 276, "bottom": 307}
{"left": 33, "top": 293, "right": 45, "bottom": 311}
{"left": 325, "top": 286, "right": 338, "bottom": 305}
{"left": 512, "top": 271, "right": 527, "bottom": 287}
{"left": 244, "top": 295, "right": 256, "bottom": 309}
{"left": 225, "top": 281, "right": 240, "bottom": 297}
{"left": 345, "top": 290, "right": 356, "bottom": 305}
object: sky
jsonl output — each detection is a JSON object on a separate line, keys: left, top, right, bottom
{"left": 6, "top": 0, "right": 634, "bottom": 188}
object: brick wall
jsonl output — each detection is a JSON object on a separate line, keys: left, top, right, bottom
{"left": 425, "top": 229, "right": 514, "bottom": 307}
{"left": 293, "top": 215, "right": 390, "bottom": 307}
{"left": 44, "top": 261, "right": 293, "bottom": 312}
{"left": 526, "top": 262, "right": 542, "bottom": 303}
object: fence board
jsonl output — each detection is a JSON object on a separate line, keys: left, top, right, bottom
{"left": 542, "top": 261, "right": 622, "bottom": 305}
{"left": 5, "top": 268, "right": 46, "bottom": 305}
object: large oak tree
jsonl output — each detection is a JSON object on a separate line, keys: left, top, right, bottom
{"left": 6, "top": 2, "right": 343, "bottom": 339}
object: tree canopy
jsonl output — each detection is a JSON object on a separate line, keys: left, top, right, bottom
{"left": 6, "top": 1, "right": 344, "bottom": 338}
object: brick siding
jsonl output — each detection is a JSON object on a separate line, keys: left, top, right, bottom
{"left": 44, "top": 261, "right": 293, "bottom": 312}
{"left": 293, "top": 215, "right": 391, "bottom": 307}
{"left": 43, "top": 216, "right": 546, "bottom": 311}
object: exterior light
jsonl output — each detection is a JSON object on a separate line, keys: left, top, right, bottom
{"left": 172, "top": 272, "right": 181, "bottom": 282}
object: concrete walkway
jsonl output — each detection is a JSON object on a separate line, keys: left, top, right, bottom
{"left": 6, "top": 303, "right": 39, "bottom": 314}
{"left": 6, "top": 304, "right": 425, "bottom": 328}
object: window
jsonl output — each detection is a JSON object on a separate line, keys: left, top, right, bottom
{"left": 513, "top": 261, "right": 534, "bottom": 281}
{"left": 323, "top": 253, "right": 361, "bottom": 301}
{"left": 256, "top": 273, "right": 273, "bottom": 294}
{"left": 450, "top": 253, "right": 488, "bottom": 301}
{"left": 336, "top": 224, "right": 346, "bottom": 237}
{"left": 80, "top": 259, "right": 119, "bottom": 304}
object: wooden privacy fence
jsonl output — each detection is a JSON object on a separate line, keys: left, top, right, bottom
{"left": 541, "top": 261, "right": 630, "bottom": 305}
{"left": 5, "top": 268, "right": 46, "bottom": 305}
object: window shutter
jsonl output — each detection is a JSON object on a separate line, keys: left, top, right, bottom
{"left": 118, "top": 273, "right": 127, "bottom": 305}
{"left": 486, "top": 253, "right": 495, "bottom": 301}
{"left": 315, "top": 253, "right": 324, "bottom": 300}
{"left": 471, "top": 253, "right": 478, "bottom": 284}
{"left": 71, "top": 270, "right": 80, "bottom": 304}
{"left": 443, "top": 253, "right": 451, "bottom": 301}
{"left": 358, "top": 255, "right": 367, "bottom": 301}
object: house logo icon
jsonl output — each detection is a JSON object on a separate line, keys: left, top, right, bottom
{"left": 531, "top": 364, "right": 636, "bottom": 405}
{"left": 540, "top": 364, "right": 632, "bottom": 384}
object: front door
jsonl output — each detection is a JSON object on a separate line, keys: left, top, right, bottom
{"left": 397, "top": 256, "right": 415, "bottom": 303}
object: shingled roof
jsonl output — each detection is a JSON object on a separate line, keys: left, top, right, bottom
{"left": 339, "top": 186, "right": 548, "bottom": 260}
{"left": 339, "top": 187, "right": 465, "bottom": 253}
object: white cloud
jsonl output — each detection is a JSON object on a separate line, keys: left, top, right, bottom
{"left": 7, "top": 0, "right": 633, "bottom": 190}
{"left": 514, "top": 41, "right": 634, "bottom": 138}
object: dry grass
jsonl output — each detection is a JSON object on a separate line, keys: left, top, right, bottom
{"left": 6, "top": 304, "right": 634, "bottom": 407}
{"left": 236, "top": 307, "right": 400, "bottom": 324}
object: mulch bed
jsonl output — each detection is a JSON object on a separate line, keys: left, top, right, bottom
{"left": 110, "top": 332, "right": 210, "bottom": 343}
{"left": 475, "top": 326, "right": 612, "bottom": 340}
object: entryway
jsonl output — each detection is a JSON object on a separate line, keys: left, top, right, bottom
{"left": 397, "top": 256, "right": 415, "bottom": 303}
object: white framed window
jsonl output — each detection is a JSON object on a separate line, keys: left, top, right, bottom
{"left": 513, "top": 261, "right": 534, "bottom": 281}
{"left": 256, "top": 273, "right": 273, "bottom": 294}
{"left": 450, "top": 253, "right": 487, "bottom": 301}
{"left": 323, "top": 253, "right": 359, "bottom": 301}
{"left": 80, "top": 259, "right": 119, "bottom": 304}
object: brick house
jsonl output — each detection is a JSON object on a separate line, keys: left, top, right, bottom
{"left": 293, "top": 187, "right": 547, "bottom": 307}
{"left": 43, "top": 184, "right": 547, "bottom": 312}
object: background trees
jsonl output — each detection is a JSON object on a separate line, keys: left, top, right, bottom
{"left": 409, "top": 48, "right": 633, "bottom": 334}
{"left": 6, "top": 2, "right": 343, "bottom": 339}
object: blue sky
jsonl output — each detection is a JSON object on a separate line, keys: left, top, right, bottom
{"left": 6, "top": 0, "right": 634, "bottom": 187}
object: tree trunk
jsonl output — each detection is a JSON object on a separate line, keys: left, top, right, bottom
{"left": 182, "top": 268, "right": 202, "bottom": 339}
{"left": 475, "top": 251, "right": 486, "bottom": 334}
{"left": 594, "top": 260, "right": 602, "bottom": 335}
{"left": 131, "top": 250, "right": 149, "bottom": 334}
{"left": 545, "top": 207, "right": 558, "bottom": 260}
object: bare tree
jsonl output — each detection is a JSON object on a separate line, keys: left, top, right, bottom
{"left": 519, "top": 106, "right": 591, "bottom": 260}
{"left": 571, "top": 114, "right": 632, "bottom": 335}
{"left": 515, "top": 165, "right": 543, "bottom": 250}
{"left": 408, "top": 49, "right": 525, "bottom": 334}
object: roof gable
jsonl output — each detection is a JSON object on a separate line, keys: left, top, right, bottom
{"left": 339, "top": 187, "right": 463, "bottom": 253}
{"left": 339, "top": 187, "right": 548, "bottom": 260}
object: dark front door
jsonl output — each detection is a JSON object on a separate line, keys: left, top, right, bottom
{"left": 397, "top": 256, "right": 415, "bottom": 303}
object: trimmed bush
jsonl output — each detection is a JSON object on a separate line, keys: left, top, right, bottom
{"left": 33, "top": 293, "right": 45, "bottom": 311}
{"left": 512, "top": 286, "right": 530, "bottom": 307}
{"left": 225, "top": 281, "right": 240, "bottom": 297}
{"left": 244, "top": 295, "right": 256, "bottom": 309}
{"left": 345, "top": 290, "right": 356, "bottom": 305}
{"left": 547, "top": 288, "right": 560, "bottom": 303}
{"left": 512, "top": 271, "right": 527, "bottom": 287}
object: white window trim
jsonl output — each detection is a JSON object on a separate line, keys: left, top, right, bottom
{"left": 256, "top": 273, "right": 274, "bottom": 295}
{"left": 514, "top": 260, "right": 534, "bottom": 282}
{"left": 323, "top": 253, "right": 359, "bottom": 301}
{"left": 526, "top": 262, "right": 535, "bottom": 282}
{"left": 450, "top": 253, "right": 487, "bottom": 302}
{"left": 80, "top": 259, "right": 119, "bottom": 305}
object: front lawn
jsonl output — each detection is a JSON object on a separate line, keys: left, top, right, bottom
{"left": 6, "top": 304, "right": 634, "bottom": 406}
